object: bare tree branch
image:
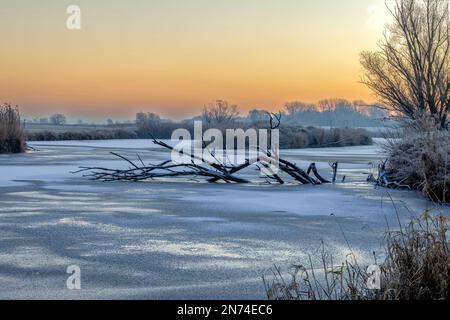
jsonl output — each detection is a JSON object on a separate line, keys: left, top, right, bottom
{"left": 361, "top": 0, "right": 450, "bottom": 129}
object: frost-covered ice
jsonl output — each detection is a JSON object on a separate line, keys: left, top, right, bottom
{"left": 0, "top": 140, "right": 446, "bottom": 299}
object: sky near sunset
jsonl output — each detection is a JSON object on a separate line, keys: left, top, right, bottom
{"left": 0, "top": 0, "right": 392, "bottom": 120}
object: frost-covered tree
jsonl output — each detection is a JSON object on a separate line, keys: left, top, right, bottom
{"left": 361, "top": 0, "right": 450, "bottom": 129}
{"left": 202, "top": 100, "right": 239, "bottom": 125}
{"left": 50, "top": 113, "right": 67, "bottom": 126}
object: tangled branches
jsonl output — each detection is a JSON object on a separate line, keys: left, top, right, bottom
{"left": 75, "top": 138, "right": 337, "bottom": 185}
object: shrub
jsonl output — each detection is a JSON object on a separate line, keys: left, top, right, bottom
{"left": 279, "top": 126, "right": 372, "bottom": 149}
{"left": 27, "top": 121, "right": 372, "bottom": 150}
{"left": 26, "top": 129, "right": 138, "bottom": 141}
{"left": 0, "top": 104, "right": 26, "bottom": 154}
{"left": 383, "top": 119, "right": 450, "bottom": 202}
{"left": 264, "top": 211, "right": 449, "bottom": 300}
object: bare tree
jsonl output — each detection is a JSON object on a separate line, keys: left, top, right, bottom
{"left": 202, "top": 100, "right": 239, "bottom": 125}
{"left": 135, "top": 112, "right": 160, "bottom": 126}
{"left": 361, "top": 0, "right": 450, "bottom": 129}
{"left": 50, "top": 114, "right": 67, "bottom": 126}
{"left": 285, "top": 101, "right": 317, "bottom": 115}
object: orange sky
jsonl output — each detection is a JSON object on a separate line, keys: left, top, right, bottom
{"left": 0, "top": 0, "right": 391, "bottom": 120}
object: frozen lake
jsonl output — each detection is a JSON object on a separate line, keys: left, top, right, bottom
{"left": 0, "top": 139, "right": 445, "bottom": 299}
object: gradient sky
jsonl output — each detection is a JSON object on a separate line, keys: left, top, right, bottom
{"left": 0, "top": 0, "right": 391, "bottom": 120}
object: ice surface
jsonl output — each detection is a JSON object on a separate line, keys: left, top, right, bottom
{"left": 0, "top": 139, "right": 446, "bottom": 299}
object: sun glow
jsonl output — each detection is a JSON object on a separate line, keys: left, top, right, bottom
{"left": 0, "top": 0, "right": 390, "bottom": 119}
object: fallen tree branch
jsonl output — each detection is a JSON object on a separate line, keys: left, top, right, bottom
{"left": 307, "top": 163, "right": 331, "bottom": 183}
{"left": 75, "top": 138, "right": 335, "bottom": 185}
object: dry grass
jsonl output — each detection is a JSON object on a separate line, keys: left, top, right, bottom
{"left": 0, "top": 104, "right": 26, "bottom": 154}
{"left": 264, "top": 243, "right": 374, "bottom": 300}
{"left": 382, "top": 211, "right": 449, "bottom": 300}
{"left": 264, "top": 211, "right": 449, "bottom": 300}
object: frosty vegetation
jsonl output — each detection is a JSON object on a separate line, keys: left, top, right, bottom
{"left": 0, "top": 104, "right": 26, "bottom": 154}
{"left": 268, "top": 0, "right": 450, "bottom": 301}
{"left": 383, "top": 117, "right": 450, "bottom": 202}
{"left": 26, "top": 100, "right": 374, "bottom": 149}
{"left": 361, "top": 0, "right": 450, "bottom": 203}
{"left": 265, "top": 211, "right": 449, "bottom": 300}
